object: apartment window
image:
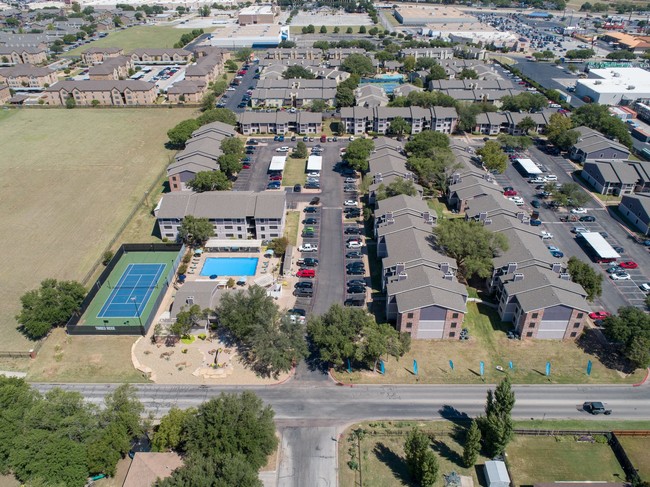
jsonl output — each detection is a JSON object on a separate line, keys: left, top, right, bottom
{"left": 450, "top": 322, "right": 457, "bottom": 328}
{"left": 573, "top": 322, "right": 581, "bottom": 328}
{"left": 528, "top": 322, "right": 536, "bottom": 328}
{"left": 526, "top": 332, "right": 533, "bottom": 337}
{"left": 576, "top": 313, "right": 584, "bottom": 319}
{"left": 405, "top": 322, "right": 412, "bottom": 329}
{"left": 531, "top": 312, "right": 539, "bottom": 319}
{"left": 238, "top": 227, "right": 242, "bottom": 231}
{"left": 270, "top": 225, "right": 278, "bottom": 230}
{"left": 225, "top": 233, "right": 234, "bottom": 237}
{"left": 173, "top": 184, "right": 178, "bottom": 189}
{"left": 164, "top": 225, "right": 172, "bottom": 230}
{"left": 449, "top": 332, "right": 455, "bottom": 338}
{"left": 260, "top": 226, "right": 265, "bottom": 231}
{"left": 165, "top": 233, "right": 174, "bottom": 238}
{"left": 225, "top": 226, "right": 233, "bottom": 230}
{"left": 270, "top": 233, "right": 279, "bottom": 237}
{"left": 570, "top": 332, "right": 577, "bottom": 338}
{"left": 407, "top": 312, "right": 414, "bottom": 318}
{"left": 452, "top": 313, "right": 459, "bottom": 319}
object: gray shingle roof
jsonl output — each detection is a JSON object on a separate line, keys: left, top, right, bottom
{"left": 156, "top": 191, "right": 285, "bottom": 220}
{"left": 376, "top": 194, "right": 429, "bottom": 216}
{"left": 389, "top": 267, "right": 467, "bottom": 313}
{"left": 382, "top": 227, "right": 456, "bottom": 270}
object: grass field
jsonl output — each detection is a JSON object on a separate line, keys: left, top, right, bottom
{"left": 282, "top": 156, "right": 307, "bottom": 187}
{"left": 65, "top": 25, "right": 196, "bottom": 57}
{"left": 284, "top": 211, "right": 300, "bottom": 246}
{"left": 617, "top": 437, "right": 650, "bottom": 480}
{"left": 331, "top": 302, "right": 643, "bottom": 384}
{"left": 507, "top": 435, "right": 625, "bottom": 485}
{"left": 0, "top": 108, "right": 196, "bottom": 353}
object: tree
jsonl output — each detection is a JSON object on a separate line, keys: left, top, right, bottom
{"left": 181, "top": 392, "right": 277, "bottom": 469}
{"left": 343, "top": 138, "right": 374, "bottom": 172}
{"left": 405, "top": 130, "right": 449, "bottom": 158}
{"left": 428, "top": 63, "right": 448, "bottom": 81}
{"left": 170, "top": 304, "right": 208, "bottom": 337}
{"left": 516, "top": 116, "right": 537, "bottom": 134}
{"left": 167, "top": 119, "right": 200, "bottom": 148}
{"left": 388, "top": 116, "right": 411, "bottom": 136}
{"left": 217, "top": 154, "right": 242, "bottom": 178}
{"left": 293, "top": 140, "right": 308, "bottom": 159}
{"left": 284, "top": 65, "right": 315, "bottom": 79}
{"left": 235, "top": 48, "right": 253, "bottom": 62}
{"left": 346, "top": 27, "right": 353, "bottom": 34}
{"left": 313, "top": 40, "right": 330, "bottom": 50}
{"left": 220, "top": 137, "right": 244, "bottom": 156}
{"left": 433, "top": 219, "right": 509, "bottom": 280}
{"left": 212, "top": 80, "right": 228, "bottom": 96}
{"left": 480, "top": 377, "right": 515, "bottom": 457}
{"left": 532, "top": 50, "right": 555, "bottom": 61}
{"left": 603, "top": 307, "right": 650, "bottom": 368}
{"left": 571, "top": 104, "right": 633, "bottom": 149}
{"left": 334, "top": 26, "right": 340, "bottom": 33}
{"left": 458, "top": 68, "right": 478, "bottom": 80}
{"left": 359, "top": 25, "right": 366, "bottom": 34}
{"left": 336, "top": 86, "right": 355, "bottom": 107}
{"left": 341, "top": 53, "right": 375, "bottom": 76}
{"left": 65, "top": 96, "right": 76, "bottom": 109}
{"left": 320, "top": 25, "right": 327, "bottom": 33}
{"left": 546, "top": 113, "right": 578, "bottom": 151}
{"left": 0, "top": 378, "right": 37, "bottom": 472}
{"left": 415, "top": 57, "right": 439, "bottom": 70}
{"left": 462, "top": 420, "right": 482, "bottom": 467}
{"left": 565, "top": 48, "right": 595, "bottom": 60}
{"left": 157, "top": 452, "right": 262, "bottom": 487}
{"left": 278, "top": 40, "right": 296, "bottom": 48}
{"left": 249, "top": 315, "right": 308, "bottom": 377}
{"left": 178, "top": 215, "right": 213, "bottom": 246}
{"left": 16, "top": 279, "right": 86, "bottom": 339}
{"left": 553, "top": 182, "right": 589, "bottom": 208}
{"left": 152, "top": 406, "right": 194, "bottom": 452}
{"left": 199, "top": 5, "right": 211, "bottom": 17}
{"left": 501, "top": 92, "right": 548, "bottom": 112}
{"left": 196, "top": 108, "right": 237, "bottom": 126}
{"left": 607, "top": 50, "right": 635, "bottom": 60}
{"left": 200, "top": 92, "right": 216, "bottom": 111}
{"left": 375, "top": 179, "right": 418, "bottom": 201}
{"left": 72, "top": 1, "right": 81, "bottom": 12}
{"left": 408, "top": 153, "right": 456, "bottom": 192}
{"left": 225, "top": 59, "right": 238, "bottom": 72}
{"left": 355, "top": 322, "right": 408, "bottom": 372}
{"left": 567, "top": 256, "right": 603, "bottom": 301}
{"left": 404, "top": 427, "right": 438, "bottom": 486}
{"left": 310, "top": 99, "right": 327, "bottom": 112}
{"left": 403, "top": 55, "right": 416, "bottom": 72}
{"left": 62, "top": 33, "right": 77, "bottom": 44}
{"left": 497, "top": 134, "right": 532, "bottom": 151}
{"left": 477, "top": 140, "right": 508, "bottom": 174}
{"left": 267, "top": 236, "right": 289, "bottom": 256}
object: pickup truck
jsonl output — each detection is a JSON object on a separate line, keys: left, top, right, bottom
{"left": 298, "top": 243, "right": 318, "bottom": 252}
{"left": 583, "top": 401, "right": 612, "bottom": 415}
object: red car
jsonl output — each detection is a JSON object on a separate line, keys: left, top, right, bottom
{"left": 237, "top": 70, "right": 247, "bottom": 75}
{"left": 269, "top": 175, "right": 283, "bottom": 181}
{"left": 296, "top": 269, "right": 316, "bottom": 278}
{"left": 588, "top": 311, "right": 611, "bottom": 320}
{"left": 619, "top": 261, "right": 638, "bottom": 269}
{"left": 242, "top": 164, "right": 251, "bottom": 169}
{"left": 503, "top": 190, "right": 518, "bottom": 196}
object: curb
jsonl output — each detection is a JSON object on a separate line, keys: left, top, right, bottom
{"left": 271, "top": 365, "right": 296, "bottom": 386}
{"left": 632, "top": 367, "right": 650, "bottom": 387}
{"left": 329, "top": 368, "right": 354, "bottom": 387}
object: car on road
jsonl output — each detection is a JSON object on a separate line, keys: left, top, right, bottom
{"left": 579, "top": 215, "right": 596, "bottom": 222}
{"left": 346, "top": 251, "right": 363, "bottom": 259}
{"left": 304, "top": 206, "right": 318, "bottom": 213}
{"left": 267, "top": 182, "right": 281, "bottom": 189}
{"left": 347, "top": 285, "right": 366, "bottom": 294}
{"left": 344, "top": 298, "right": 365, "bottom": 307}
{"left": 571, "top": 207, "right": 587, "bottom": 214}
{"left": 296, "top": 269, "right": 316, "bottom": 278}
{"left": 583, "top": 401, "right": 612, "bottom": 415}
{"left": 619, "top": 261, "right": 638, "bottom": 269}
{"left": 344, "top": 227, "right": 363, "bottom": 235}
{"left": 531, "top": 199, "right": 541, "bottom": 208}
{"left": 344, "top": 200, "right": 358, "bottom": 207}
{"left": 611, "top": 271, "right": 631, "bottom": 280}
{"left": 588, "top": 311, "right": 611, "bottom": 320}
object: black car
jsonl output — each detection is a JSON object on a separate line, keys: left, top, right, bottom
{"left": 303, "top": 206, "right": 318, "bottom": 213}
{"left": 344, "top": 298, "right": 365, "bottom": 307}
{"left": 612, "top": 246, "right": 625, "bottom": 253}
{"left": 346, "top": 268, "right": 365, "bottom": 275}
{"left": 346, "top": 264, "right": 365, "bottom": 271}
{"left": 344, "top": 227, "right": 363, "bottom": 235}
{"left": 579, "top": 215, "right": 596, "bottom": 222}
{"left": 305, "top": 182, "right": 320, "bottom": 189}
{"left": 303, "top": 217, "right": 318, "bottom": 225}
{"left": 294, "top": 288, "right": 313, "bottom": 297}
{"left": 294, "top": 184, "right": 302, "bottom": 193}
{"left": 347, "top": 285, "right": 366, "bottom": 294}
{"left": 298, "top": 257, "right": 318, "bottom": 267}
{"left": 345, "top": 211, "right": 362, "bottom": 218}
{"left": 288, "top": 308, "right": 306, "bottom": 317}
{"left": 346, "top": 251, "right": 363, "bottom": 259}
{"left": 294, "top": 281, "right": 314, "bottom": 289}
{"left": 302, "top": 231, "right": 315, "bottom": 237}
{"left": 347, "top": 279, "right": 366, "bottom": 287}
{"left": 310, "top": 197, "right": 320, "bottom": 205}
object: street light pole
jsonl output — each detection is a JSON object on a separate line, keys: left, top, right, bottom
{"left": 131, "top": 297, "right": 143, "bottom": 329}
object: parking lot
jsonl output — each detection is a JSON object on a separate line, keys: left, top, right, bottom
{"left": 477, "top": 137, "right": 650, "bottom": 314}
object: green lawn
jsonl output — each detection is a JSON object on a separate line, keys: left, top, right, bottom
{"left": 282, "top": 157, "right": 307, "bottom": 187}
{"left": 617, "top": 437, "right": 650, "bottom": 480}
{"left": 507, "top": 435, "right": 625, "bottom": 486}
{"left": 514, "top": 419, "right": 650, "bottom": 431}
{"left": 331, "top": 301, "right": 643, "bottom": 384}
{"left": 65, "top": 25, "right": 196, "bottom": 57}
{"left": 284, "top": 211, "right": 300, "bottom": 247}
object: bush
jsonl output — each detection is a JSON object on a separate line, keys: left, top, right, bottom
{"left": 198, "top": 333, "right": 206, "bottom": 340}
{"left": 102, "top": 250, "right": 114, "bottom": 266}
{"left": 182, "top": 253, "right": 192, "bottom": 264}
{"left": 178, "top": 264, "right": 188, "bottom": 275}
{"left": 227, "top": 278, "right": 235, "bottom": 288}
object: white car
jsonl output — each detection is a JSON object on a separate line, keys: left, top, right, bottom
{"left": 344, "top": 200, "right": 358, "bottom": 207}
{"left": 349, "top": 136, "right": 355, "bottom": 141}
{"left": 611, "top": 272, "right": 631, "bottom": 280}
{"left": 508, "top": 197, "right": 524, "bottom": 206}
{"left": 308, "top": 172, "right": 320, "bottom": 177}
{"left": 540, "top": 231, "right": 554, "bottom": 240}
{"left": 226, "top": 87, "right": 236, "bottom": 91}
{"left": 640, "top": 282, "right": 650, "bottom": 293}
{"left": 347, "top": 241, "right": 363, "bottom": 249}
{"left": 345, "top": 177, "right": 357, "bottom": 183}
{"left": 276, "top": 146, "right": 290, "bottom": 152}
{"left": 571, "top": 207, "right": 587, "bottom": 214}
{"left": 544, "top": 174, "right": 558, "bottom": 181}
{"left": 529, "top": 177, "right": 545, "bottom": 184}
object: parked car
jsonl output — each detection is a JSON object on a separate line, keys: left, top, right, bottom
{"left": 267, "top": 182, "right": 281, "bottom": 189}
{"left": 298, "top": 243, "right": 318, "bottom": 252}
{"left": 294, "top": 184, "right": 302, "bottom": 193}
{"left": 346, "top": 241, "right": 363, "bottom": 249}
{"left": 619, "top": 261, "right": 638, "bottom": 269}
{"left": 345, "top": 177, "right": 357, "bottom": 183}
{"left": 344, "top": 227, "right": 363, "bottom": 235}
{"left": 296, "top": 269, "right": 316, "bottom": 278}
{"left": 588, "top": 311, "right": 611, "bottom": 320}
{"left": 293, "top": 288, "right": 313, "bottom": 297}
{"left": 276, "top": 146, "right": 290, "bottom": 152}
{"left": 305, "top": 182, "right": 320, "bottom": 189}
{"left": 298, "top": 257, "right": 319, "bottom": 267}
{"left": 346, "top": 251, "right": 363, "bottom": 259}
{"left": 294, "top": 281, "right": 314, "bottom": 289}
{"left": 344, "top": 200, "right": 358, "bottom": 207}
{"left": 346, "top": 267, "right": 364, "bottom": 275}
{"left": 504, "top": 190, "right": 518, "bottom": 196}
{"left": 344, "top": 298, "right": 365, "bottom": 307}
{"left": 611, "top": 272, "right": 631, "bottom": 280}
{"left": 531, "top": 199, "right": 541, "bottom": 208}
{"left": 347, "top": 285, "right": 366, "bottom": 294}
{"left": 304, "top": 206, "right": 318, "bottom": 213}
{"left": 310, "top": 197, "right": 320, "bottom": 205}
{"left": 269, "top": 175, "right": 282, "bottom": 181}
{"left": 530, "top": 219, "right": 542, "bottom": 226}
{"left": 579, "top": 215, "right": 596, "bottom": 222}
{"left": 303, "top": 217, "right": 318, "bottom": 225}
{"left": 571, "top": 227, "right": 587, "bottom": 234}
{"left": 571, "top": 207, "right": 587, "bottom": 214}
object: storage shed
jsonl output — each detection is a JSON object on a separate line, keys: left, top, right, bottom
{"left": 484, "top": 461, "right": 510, "bottom": 487}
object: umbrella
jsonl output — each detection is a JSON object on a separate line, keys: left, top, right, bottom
{"left": 264, "top": 249, "right": 274, "bottom": 257}
{"left": 194, "top": 249, "right": 203, "bottom": 255}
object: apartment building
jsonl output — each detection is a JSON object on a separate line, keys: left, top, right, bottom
{"left": 44, "top": 80, "right": 157, "bottom": 106}
{"left": 400, "top": 47, "right": 454, "bottom": 59}
{"left": 88, "top": 55, "right": 133, "bottom": 80}
{"left": 167, "top": 80, "right": 206, "bottom": 104}
{"left": 155, "top": 191, "right": 287, "bottom": 242}
{"left": 340, "top": 106, "right": 458, "bottom": 135}
{"left": 447, "top": 173, "right": 503, "bottom": 212}
{"left": 130, "top": 48, "right": 192, "bottom": 65}
{"left": 569, "top": 126, "right": 631, "bottom": 163}
{"left": 264, "top": 48, "right": 320, "bottom": 60}
{"left": 0, "top": 83, "right": 9, "bottom": 103}
{"left": 238, "top": 111, "right": 323, "bottom": 135}
{"left": 0, "top": 64, "right": 57, "bottom": 89}
{"left": 473, "top": 110, "right": 556, "bottom": 135}
{"left": 0, "top": 46, "right": 47, "bottom": 65}
{"left": 81, "top": 47, "right": 125, "bottom": 65}
{"left": 619, "top": 193, "right": 650, "bottom": 235}
{"left": 184, "top": 51, "right": 226, "bottom": 85}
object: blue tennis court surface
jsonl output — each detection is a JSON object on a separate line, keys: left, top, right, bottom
{"left": 97, "top": 263, "right": 165, "bottom": 318}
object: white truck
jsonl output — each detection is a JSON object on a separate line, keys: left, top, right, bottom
{"left": 298, "top": 243, "right": 318, "bottom": 252}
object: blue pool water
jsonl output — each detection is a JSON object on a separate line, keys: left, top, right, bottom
{"left": 200, "top": 257, "right": 259, "bottom": 277}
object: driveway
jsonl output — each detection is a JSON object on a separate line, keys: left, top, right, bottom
{"left": 221, "top": 65, "right": 258, "bottom": 114}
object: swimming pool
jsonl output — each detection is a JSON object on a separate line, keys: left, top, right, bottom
{"left": 200, "top": 257, "right": 259, "bottom": 277}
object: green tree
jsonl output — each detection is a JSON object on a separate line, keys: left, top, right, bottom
{"left": 405, "top": 427, "right": 438, "bottom": 486}
{"left": 407, "top": 153, "right": 457, "bottom": 192}
{"left": 171, "top": 304, "right": 208, "bottom": 337}
{"left": 346, "top": 26, "right": 353, "bottom": 34}
{"left": 181, "top": 392, "right": 277, "bottom": 469}
{"left": 62, "top": 33, "right": 77, "bottom": 44}
{"left": 157, "top": 453, "right": 262, "bottom": 487}
{"left": 178, "top": 215, "right": 213, "bottom": 246}
{"left": 212, "top": 80, "right": 228, "bottom": 96}
{"left": 606, "top": 50, "right": 635, "bottom": 60}
{"left": 462, "top": 420, "right": 482, "bottom": 467}
{"left": 293, "top": 140, "right": 308, "bottom": 158}
{"left": 359, "top": 25, "right": 366, "bottom": 34}
{"left": 284, "top": 65, "right": 315, "bottom": 79}
{"left": 199, "top": 5, "right": 211, "bottom": 17}
{"left": 236, "top": 48, "right": 253, "bottom": 62}
{"left": 152, "top": 406, "right": 194, "bottom": 452}
{"left": 196, "top": 108, "right": 237, "bottom": 126}
{"left": 355, "top": 322, "right": 408, "bottom": 372}
{"left": 428, "top": 63, "right": 448, "bottom": 81}
{"left": 603, "top": 307, "right": 650, "bottom": 368}
{"left": 415, "top": 57, "right": 439, "bottom": 70}
{"left": 565, "top": 48, "right": 595, "bottom": 59}
{"left": 433, "top": 219, "right": 508, "bottom": 280}
{"left": 200, "top": 92, "right": 216, "bottom": 111}
{"left": 320, "top": 25, "right": 327, "bottom": 33}
{"left": 334, "top": 26, "right": 340, "bottom": 33}
{"left": 267, "top": 236, "right": 289, "bottom": 256}
{"left": 567, "top": 256, "right": 603, "bottom": 301}
{"left": 388, "top": 116, "right": 411, "bottom": 136}
{"left": 167, "top": 119, "right": 201, "bottom": 148}
{"left": 220, "top": 137, "right": 244, "bottom": 156}
{"left": 553, "top": 182, "right": 589, "bottom": 208}
{"left": 65, "top": 96, "right": 76, "bottom": 109}
{"left": 310, "top": 99, "right": 327, "bottom": 112}
{"left": 0, "top": 378, "right": 37, "bottom": 471}
{"left": 187, "top": 171, "right": 230, "bottom": 192}
{"left": 343, "top": 138, "right": 374, "bottom": 172}
{"left": 16, "top": 279, "right": 86, "bottom": 339}
{"left": 249, "top": 315, "right": 308, "bottom": 377}
{"left": 336, "top": 86, "right": 355, "bottom": 107}
{"left": 313, "top": 40, "right": 330, "bottom": 50}
{"left": 341, "top": 53, "right": 375, "bottom": 76}
{"left": 225, "top": 59, "right": 238, "bottom": 72}
{"left": 477, "top": 140, "right": 508, "bottom": 174}
{"left": 481, "top": 377, "right": 515, "bottom": 457}
{"left": 516, "top": 116, "right": 537, "bottom": 134}
{"left": 546, "top": 113, "right": 578, "bottom": 151}
{"left": 402, "top": 55, "right": 416, "bottom": 72}
{"left": 217, "top": 154, "right": 242, "bottom": 178}
{"left": 405, "top": 130, "right": 449, "bottom": 157}
{"left": 458, "top": 68, "right": 478, "bottom": 79}
{"left": 571, "top": 104, "right": 633, "bottom": 149}
{"left": 375, "top": 178, "right": 418, "bottom": 201}
{"left": 497, "top": 134, "right": 532, "bottom": 150}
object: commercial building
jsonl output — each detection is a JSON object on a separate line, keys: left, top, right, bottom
{"left": 394, "top": 6, "right": 474, "bottom": 26}
{"left": 155, "top": 190, "right": 287, "bottom": 242}
{"left": 599, "top": 32, "right": 650, "bottom": 53}
{"left": 575, "top": 67, "right": 650, "bottom": 105}
{"left": 238, "top": 4, "right": 279, "bottom": 25}
{"left": 0, "top": 64, "right": 57, "bottom": 89}
{"left": 210, "top": 24, "right": 290, "bottom": 49}
{"left": 44, "top": 80, "right": 157, "bottom": 106}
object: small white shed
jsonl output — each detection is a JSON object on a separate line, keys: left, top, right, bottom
{"left": 307, "top": 155, "right": 322, "bottom": 172}
{"left": 269, "top": 156, "right": 287, "bottom": 172}
{"left": 484, "top": 460, "right": 510, "bottom": 487}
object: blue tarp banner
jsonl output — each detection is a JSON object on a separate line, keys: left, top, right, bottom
{"left": 413, "top": 359, "right": 418, "bottom": 376}
{"left": 480, "top": 361, "right": 485, "bottom": 376}
{"left": 380, "top": 360, "right": 385, "bottom": 375}
{"left": 546, "top": 361, "right": 551, "bottom": 376}
{"left": 449, "top": 359, "right": 454, "bottom": 371}
{"left": 587, "top": 360, "right": 592, "bottom": 376}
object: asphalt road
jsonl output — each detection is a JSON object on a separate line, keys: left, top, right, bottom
{"left": 221, "top": 65, "right": 257, "bottom": 114}
{"left": 511, "top": 59, "right": 586, "bottom": 108}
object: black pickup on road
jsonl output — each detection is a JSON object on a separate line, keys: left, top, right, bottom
{"left": 583, "top": 401, "right": 612, "bottom": 415}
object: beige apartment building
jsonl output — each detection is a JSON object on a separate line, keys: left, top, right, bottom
{"left": 44, "top": 80, "right": 157, "bottom": 106}
{"left": 0, "top": 84, "right": 10, "bottom": 103}
{"left": 0, "top": 64, "right": 57, "bottom": 89}
{"left": 130, "top": 49, "right": 192, "bottom": 65}
{"left": 88, "top": 56, "right": 134, "bottom": 80}
{"left": 81, "top": 47, "right": 125, "bottom": 65}
{"left": 0, "top": 46, "right": 48, "bottom": 65}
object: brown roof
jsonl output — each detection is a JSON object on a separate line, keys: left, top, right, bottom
{"left": 45, "top": 80, "right": 155, "bottom": 92}
{"left": 0, "top": 64, "right": 53, "bottom": 77}
{"left": 83, "top": 47, "right": 123, "bottom": 54}
{"left": 122, "top": 452, "right": 183, "bottom": 487}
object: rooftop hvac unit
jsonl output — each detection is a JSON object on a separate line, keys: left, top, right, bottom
{"left": 628, "top": 85, "right": 636, "bottom": 90}
{"left": 594, "top": 80, "right": 602, "bottom": 85}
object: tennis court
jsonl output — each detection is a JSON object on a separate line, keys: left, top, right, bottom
{"left": 98, "top": 264, "right": 165, "bottom": 318}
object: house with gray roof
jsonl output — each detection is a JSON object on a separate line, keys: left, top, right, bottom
{"left": 582, "top": 160, "right": 637, "bottom": 195}
{"left": 374, "top": 194, "right": 432, "bottom": 235}
{"left": 570, "top": 126, "right": 630, "bottom": 163}
{"left": 376, "top": 213, "right": 435, "bottom": 257}
{"left": 171, "top": 281, "right": 224, "bottom": 319}
{"left": 464, "top": 193, "right": 525, "bottom": 222}
{"left": 130, "top": 48, "right": 192, "bottom": 64}
{"left": 373, "top": 136, "right": 405, "bottom": 154}
{"left": 355, "top": 84, "right": 389, "bottom": 108}
{"left": 619, "top": 193, "right": 650, "bottom": 235}
{"left": 155, "top": 191, "right": 286, "bottom": 242}
{"left": 473, "top": 110, "right": 556, "bottom": 135}
{"left": 392, "top": 83, "right": 423, "bottom": 98}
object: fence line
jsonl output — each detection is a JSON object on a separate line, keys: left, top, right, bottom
{"left": 0, "top": 337, "right": 44, "bottom": 359}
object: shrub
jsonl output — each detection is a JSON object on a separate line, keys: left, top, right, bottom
{"left": 177, "top": 264, "right": 188, "bottom": 275}
{"left": 102, "top": 250, "right": 114, "bottom": 266}
{"left": 182, "top": 253, "right": 192, "bottom": 264}
{"left": 198, "top": 333, "right": 206, "bottom": 340}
